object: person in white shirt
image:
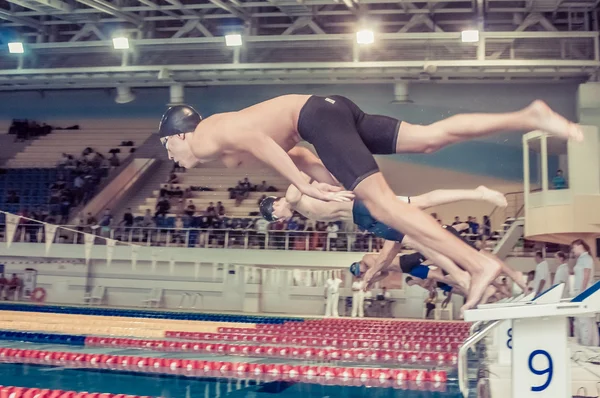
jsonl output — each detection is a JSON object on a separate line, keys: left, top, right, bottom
{"left": 324, "top": 272, "right": 342, "bottom": 317}
{"left": 326, "top": 222, "right": 339, "bottom": 250}
{"left": 571, "top": 239, "right": 599, "bottom": 346}
{"left": 552, "top": 251, "right": 571, "bottom": 299}
{"left": 351, "top": 279, "right": 365, "bottom": 318}
{"left": 254, "top": 218, "right": 270, "bottom": 249}
{"left": 532, "top": 251, "right": 551, "bottom": 296}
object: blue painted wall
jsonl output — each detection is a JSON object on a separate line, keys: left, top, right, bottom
{"left": 0, "top": 83, "right": 575, "bottom": 181}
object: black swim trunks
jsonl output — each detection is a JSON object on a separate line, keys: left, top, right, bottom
{"left": 399, "top": 252, "right": 427, "bottom": 275}
{"left": 297, "top": 95, "right": 402, "bottom": 190}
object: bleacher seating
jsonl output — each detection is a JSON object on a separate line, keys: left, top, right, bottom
{"left": 0, "top": 168, "right": 60, "bottom": 214}
{"left": 5, "top": 129, "right": 151, "bottom": 168}
{"left": 134, "top": 167, "right": 289, "bottom": 219}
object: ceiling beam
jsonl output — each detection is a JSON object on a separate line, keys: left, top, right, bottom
{"left": 5, "top": 0, "right": 51, "bottom": 13}
{"left": 34, "top": 0, "right": 73, "bottom": 12}
{"left": 0, "top": 8, "right": 45, "bottom": 31}
{"left": 137, "top": 0, "right": 181, "bottom": 20}
{"left": 206, "top": 0, "right": 249, "bottom": 20}
{"left": 75, "top": 0, "right": 143, "bottom": 26}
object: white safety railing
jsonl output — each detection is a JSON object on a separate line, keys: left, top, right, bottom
{"left": 458, "top": 320, "right": 501, "bottom": 397}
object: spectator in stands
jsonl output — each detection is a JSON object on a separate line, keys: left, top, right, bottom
{"left": 482, "top": 215, "right": 491, "bottom": 238}
{"left": 142, "top": 209, "right": 154, "bottom": 227}
{"left": 552, "top": 169, "right": 567, "bottom": 189}
{"left": 198, "top": 216, "right": 210, "bottom": 229}
{"left": 241, "top": 177, "right": 253, "bottom": 191}
{"left": 257, "top": 180, "right": 268, "bottom": 192}
{"left": 254, "top": 217, "right": 269, "bottom": 249}
{"left": 217, "top": 201, "right": 225, "bottom": 216}
{"left": 167, "top": 173, "right": 179, "bottom": 184}
{"left": 119, "top": 208, "right": 134, "bottom": 228}
{"left": 98, "top": 208, "right": 113, "bottom": 237}
{"left": 198, "top": 216, "right": 210, "bottom": 246}
{"left": 467, "top": 216, "right": 480, "bottom": 235}
{"left": 452, "top": 216, "right": 461, "bottom": 226}
{"left": 206, "top": 202, "right": 216, "bottom": 217}
{"left": 82, "top": 174, "right": 97, "bottom": 204}
{"left": 326, "top": 222, "right": 339, "bottom": 250}
{"left": 73, "top": 174, "right": 85, "bottom": 205}
{"left": 155, "top": 196, "right": 171, "bottom": 218}
{"left": 287, "top": 216, "right": 299, "bottom": 247}
{"left": 159, "top": 184, "right": 169, "bottom": 197}
{"left": 184, "top": 200, "right": 196, "bottom": 217}
{"left": 85, "top": 212, "right": 97, "bottom": 227}
{"left": 171, "top": 186, "right": 184, "bottom": 198}
{"left": 172, "top": 216, "right": 185, "bottom": 245}
{"left": 109, "top": 153, "right": 120, "bottom": 168}
{"left": 59, "top": 197, "right": 71, "bottom": 224}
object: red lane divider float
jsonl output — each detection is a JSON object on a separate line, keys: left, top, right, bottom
{"left": 84, "top": 337, "right": 459, "bottom": 366}
{"left": 0, "top": 386, "right": 152, "bottom": 398}
{"left": 164, "top": 331, "right": 465, "bottom": 351}
{"left": 0, "top": 347, "right": 449, "bottom": 389}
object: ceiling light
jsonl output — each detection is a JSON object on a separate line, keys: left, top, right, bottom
{"left": 461, "top": 30, "right": 480, "bottom": 43}
{"left": 112, "top": 37, "right": 130, "bottom": 50}
{"left": 356, "top": 29, "right": 374, "bottom": 45}
{"left": 225, "top": 34, "right": 242, "bottom": 47}
{"left": 8, "top": 42, "right": 24, "bottom": 54}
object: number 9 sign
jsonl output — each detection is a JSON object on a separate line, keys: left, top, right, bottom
{"left": 528, "top": 350, "right": 553, "bottom": 392}
{"left": 511, "top": 317, "right": 567, "bottom": 398}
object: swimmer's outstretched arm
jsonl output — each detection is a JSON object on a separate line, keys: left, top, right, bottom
{"left": 231, "top": 133, "right": 350, "bottom": 202}
{"left": 409, "top": 186, "right": 507, "bottom": 209}
{"left": 288, "top": 147, "right": 341, "bottom": 187}
{"left": 362, "top": 241, "right": 402, "bottom": 288}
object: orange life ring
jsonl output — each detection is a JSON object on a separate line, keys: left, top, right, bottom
{"left": 31, "top": 287, "right": 46, "bottom": 303}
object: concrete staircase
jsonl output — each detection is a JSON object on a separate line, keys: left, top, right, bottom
{"left": 0, "top": 134, "right": 34, "bottom": 166}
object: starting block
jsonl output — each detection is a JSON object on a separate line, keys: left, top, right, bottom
{"left": 463, "top": 280, "right": 600, "bottom": 398}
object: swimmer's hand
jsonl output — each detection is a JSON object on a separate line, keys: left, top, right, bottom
{"left": 362, "top": 267, "right": 383, "bottom": 291}
{"left": 441, "top": 297, "right": 450, "bottom": 308}
{"left": 300, "top": 183, "right": 354, "bottom": 202}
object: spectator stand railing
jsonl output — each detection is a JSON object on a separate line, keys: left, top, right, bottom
{"left": 0, "top": 222, "right": 532, "bottom": 255}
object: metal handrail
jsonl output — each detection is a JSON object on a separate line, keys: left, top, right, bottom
{"left": 458, "top": 320, "right": 501, "bottom": 398}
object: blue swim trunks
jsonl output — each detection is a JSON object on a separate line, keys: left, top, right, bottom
{"left": 352, "top": 199, "right": 405, "bottom": 242}
{"left": 437, "top": 282, "right": 453, "bottom": 293}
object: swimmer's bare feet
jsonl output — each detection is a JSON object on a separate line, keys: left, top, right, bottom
{"left": 477, "top": 186, "right": 507, "bottom": 208}
{"left": 462, "top": 257, "right": 502, "bottom": 312}
{"left": 447, "top": 270, "right": 471, "bottom": 296}
{"left": 528, "top": 100, "right": 583, "bottom": 142}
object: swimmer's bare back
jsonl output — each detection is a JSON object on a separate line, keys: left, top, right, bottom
{"left": 189, "top": 94, "right": 311, "bottom": 164}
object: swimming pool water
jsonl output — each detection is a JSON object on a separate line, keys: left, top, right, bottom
{"left": 0, "top": 362, "right": 464, "bottom": 398}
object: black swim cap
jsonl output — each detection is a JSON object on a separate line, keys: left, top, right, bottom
{"left": 259, "top": 196, "right": 279, "bottom": 222}
{"left": 158, "top": 105, "right": 202, "bottom": 139}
